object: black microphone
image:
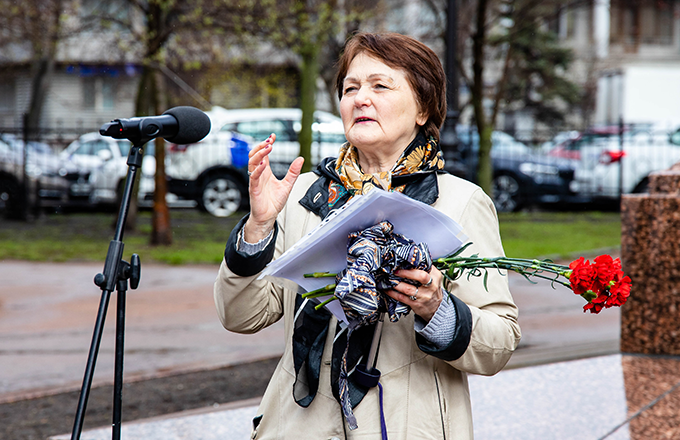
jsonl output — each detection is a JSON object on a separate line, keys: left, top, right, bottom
{"left": 99, "top": 106, "right": 211, "bottom": 144}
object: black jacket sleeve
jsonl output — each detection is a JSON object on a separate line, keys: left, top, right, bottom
{"left": 224, "top": 214, "right": 279, "bottom": 277}
{"left": 415, "top": 294, "right": 472, "bottom": 361}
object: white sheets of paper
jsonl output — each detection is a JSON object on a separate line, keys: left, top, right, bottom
{"left": 259, "top": 189, "right": 468, "bottom": 324}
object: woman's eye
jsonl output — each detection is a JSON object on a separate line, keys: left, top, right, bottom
{"left": 343, "top": 86, "right": 357, "bottom": 95}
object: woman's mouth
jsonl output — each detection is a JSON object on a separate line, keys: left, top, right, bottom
{"left": 355, "top": 117, "right": 375, "bottom": 124}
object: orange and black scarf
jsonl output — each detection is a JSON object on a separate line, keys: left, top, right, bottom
{"left": 328, "top": 134, "right": 444, "bottom": 209}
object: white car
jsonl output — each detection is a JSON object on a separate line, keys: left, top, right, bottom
{"left": 200, "top": 107, "right": 346, "bottom": 176}
{"left": 572, "top": 126, "right": 680, "bottom": 198}
{"left": 60, "top": 132, "right": 132, "bottom": 200}
{"left": 88, "top": 144, "right": 161, "bottom": 208}
{"left": 89, "top": 129, "right": 253, "bottom": 216}
{"left": 165, "top": 107, "right": 347, "bottom": 217}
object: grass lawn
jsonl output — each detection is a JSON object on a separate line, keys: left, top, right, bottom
{"left": 0, "top": 208, "right": 240, "bottom": 265}
{"left": 0, "top": 208, "right": 622, "bottom": 264}
{"left": 499, "top": 211, "right": 621, "bottom": 260}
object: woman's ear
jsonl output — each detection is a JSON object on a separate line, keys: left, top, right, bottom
{"left": 416, "top": 112, "right": 427, "bottom": 127}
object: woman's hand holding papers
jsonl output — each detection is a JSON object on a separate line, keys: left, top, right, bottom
{"left": 244, "top": 134, "right": 305, "bottom": 243}
{"left": 386, "top": 267, "right": 444, "bottom": 322}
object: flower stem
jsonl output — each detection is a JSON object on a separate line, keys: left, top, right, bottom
{"left": 434, "top": 256, "right": 572, "bottom": 290}
{"left": 301, "top": 283, "right": 337, "bottom": 299}
{"left": 314, "top": 296, "right": 338, "bottom": 310}
{"left": 304, "top": 272, "right": 337, "bottom": 278}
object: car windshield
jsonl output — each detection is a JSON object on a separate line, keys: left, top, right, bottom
{"left": 0, "top": 140, "right": 12, "bottom": 157}
{"left": 491, "top": 132, "right": 532, "bottom": 156}
{"left": 220, "top": 120, "right": 295, "bottom": 142}
{"left": 456, "top": 126, "right": 532, "bottom": 156}
{"left": 27, "top": 142, "right": 54, "bottom": 155}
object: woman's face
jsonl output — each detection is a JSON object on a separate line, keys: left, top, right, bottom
{"left": 340, "top": 53, "right": 426, "bottom": 159}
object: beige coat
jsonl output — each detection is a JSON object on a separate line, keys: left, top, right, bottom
{"left": 214, "top": 172, "right": 521, "bottom": 439}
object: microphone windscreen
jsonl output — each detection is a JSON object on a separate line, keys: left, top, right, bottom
{"left": 163, "top": 106, "right": 211, "bottom": 144}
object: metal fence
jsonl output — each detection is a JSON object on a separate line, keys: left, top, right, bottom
{"left": 3, "top": 121, "right": 680, "bottom": 219}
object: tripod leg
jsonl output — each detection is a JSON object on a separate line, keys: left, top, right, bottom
{"left": 112, "top": 281, "right": 128, "bottom": 440}
{"left": 71, "top": 145, "right": 143, "bottom": 439}
{"left": 71, "top": 290, "right": 112, "bottom": 440}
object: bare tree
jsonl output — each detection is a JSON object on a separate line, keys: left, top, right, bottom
{"left": 460, "top": 0, "right": 581, "bottom": 195}
{"left": 84, "top": 0, "right": 222, "bottom": 244}
{"left": 210, "top": 0, "right": 387, "bottom": 172}
{"left": 0, "top": 0, "right": 70, "bottom": 139}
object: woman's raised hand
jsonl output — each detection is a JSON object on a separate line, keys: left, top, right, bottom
{"left": 243, "top": 133, "right": 305, "bottom": 243}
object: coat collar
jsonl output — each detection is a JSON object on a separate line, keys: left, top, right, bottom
{"left": 299, "top": 157, "right": 442, "bottom": 219}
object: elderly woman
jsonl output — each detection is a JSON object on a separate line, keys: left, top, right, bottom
{"left": 214, "top": 32, "right": 520, "bottom": 439}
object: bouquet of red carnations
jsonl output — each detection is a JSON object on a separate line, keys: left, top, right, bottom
{"left": 302, "top": 221, "right": 631, "bottom": 318}
{"left": 432, "top": 242, "right": 631, "bottom": 314}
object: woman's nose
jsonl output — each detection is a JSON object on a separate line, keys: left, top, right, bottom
{"left": 353, "top": 86, "right": 371, "bottom": 107}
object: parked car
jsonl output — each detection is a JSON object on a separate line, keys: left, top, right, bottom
{"left": 200, "top": 106, "right": 347, "bottom": 177}
{"left": 572, "top": 125, "right": 680, "bottom": 199}
{"left": 60, "top": 132, "right": 133, "bottom": 201}
{"left": 451, "top": 127, "right": 582, "bottom": 212}
{"left": 89, "top": 128, "right": 252, "bottom": 217}
{"left": 545, "top": 124, "right": 655, "bottom": 161}
{"left": 165, "top": 119, "right": 253, "bottom": 217}
{"left": 164, "top": 107, "right": 347, "bottom": 217}
{"left": 88, "top": 141, "right": 161, "bottom": 208}
{"left": 0, "top": 134, "right": 77, "bottom": 217}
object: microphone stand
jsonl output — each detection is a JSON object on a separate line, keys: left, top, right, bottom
{"left": 70, "top": 142, "right": 144, "bottom": 440}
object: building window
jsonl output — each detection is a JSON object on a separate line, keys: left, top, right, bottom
{"left": 83, "top": 77, "right": 96, "bottom": 109}
{"left": 82, "top": 76, "right": 117, "bottom": 110}
{"left": 102, "top": 79, "right": 116, "bottom": 110}
{"left": 611, "top": 0, "right": 675, "bottom": 46}
{"left": 80, "top": 0, "right": 129, "bottom": 26}
{"left": 555, "top": 6, "right": 578, "bottom": 41}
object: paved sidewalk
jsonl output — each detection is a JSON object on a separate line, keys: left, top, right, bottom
{"left": 0, "top": 261, "right": 284, "bottom": 403}
{"left": 53, "top": 354, "right": 630, "bottom": 440}
{"left": 1, "top": 259, "right": 633, "bottom": 439}
{"left": 0, "top": 260, "right": 619, "bottom": 403}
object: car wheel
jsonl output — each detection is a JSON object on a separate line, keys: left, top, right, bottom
{"left": 492, "top": 174, "right": 522, "bottom": 213}
{"left": 199, "top": 174, "right": 244, "bottom": 217}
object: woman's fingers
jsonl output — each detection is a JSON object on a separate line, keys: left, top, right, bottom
{"left": 245, "top": 133, "right": 304, "bottom": 243}
{"left": 389, "top": 268, "right": 444, "bottom": 322}
{"left": 395, "top": 268, "right": 439, "bottom": 288}
{"left": 248, "top": 134, "right": 275, "bottom": 174}
{"left": 283, "top": 157, "right": 305, "bottom": 185}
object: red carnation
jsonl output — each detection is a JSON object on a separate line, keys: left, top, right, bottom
{"left": 569, "top": 257, "right": 596, "bottom": 296}
{"left": 608, "top": 272, "right": 632, "bottom": 308}
{"left": 592, "top": 255, "right": 621, "bottom": 293}
{"left": 583, "top": 297, "right": 606, "bottom": 314}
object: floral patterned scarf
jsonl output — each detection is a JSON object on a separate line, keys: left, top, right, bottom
{"left": 328, "top": 133, "right": 444, "bottom": 209}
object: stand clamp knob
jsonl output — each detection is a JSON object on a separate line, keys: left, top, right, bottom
{"left": 129, "top": 254, "right": 141, "bottom": 290}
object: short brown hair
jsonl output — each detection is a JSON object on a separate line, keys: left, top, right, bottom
{"left": 335, "top": 32, "right": 447, "bottom": 141}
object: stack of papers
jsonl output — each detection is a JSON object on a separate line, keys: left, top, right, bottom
{"left": 259, "top": 189, "right": 468, "bottom": 323}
